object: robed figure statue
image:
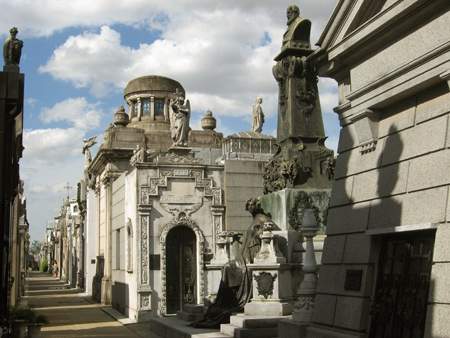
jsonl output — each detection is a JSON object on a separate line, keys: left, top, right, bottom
{"left": 192, "top": 198, "right": 279, "bottom": 328}
{"left": 170, "top": 93, "right": 190, "bottom": 147}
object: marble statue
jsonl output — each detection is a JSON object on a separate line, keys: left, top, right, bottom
{"left": 251, "top": 97, "right": 265, "bottom": 133}
{"left": 170, "top": 91, "right": 190, "bottom": 147}
{"left": 82, "top": 136, "right": 97, "bottom": 167}
{"left": 3, "top": 27, "right": 23, "bottom": 66}
{"left": 192, "top": 198, "right": 280, "bottom": 328}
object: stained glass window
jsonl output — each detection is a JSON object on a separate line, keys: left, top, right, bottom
{"left": 142, "top": 98, "right": 151, "bottom": 116}
{"left": 133, "top": 101, "right": 139, "bottom": 115}
{"left": 251, "top": 140, "right": 260, "bottom": 153}
{"left": 155, "top": 98, "right": 164, "bottom": 117}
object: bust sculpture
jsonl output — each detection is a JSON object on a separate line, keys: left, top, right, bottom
{"left": 251, "top": 97, "right": 265, "bottom": 133}
{"left": 3, "top": 27, "right": 23, "bottom": 66}
{"left": 282, "top": 4, "right": 311, "bottom": 49}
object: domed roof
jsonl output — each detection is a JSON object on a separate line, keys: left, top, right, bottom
{"left": 124, "top": 75, "right": 185, "bottom": 98}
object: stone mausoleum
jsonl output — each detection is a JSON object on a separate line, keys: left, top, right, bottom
{"left": 84, "top": 75, "right": 276, "bottom": 322}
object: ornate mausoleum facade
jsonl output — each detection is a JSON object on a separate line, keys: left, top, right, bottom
{"left": 84, "top": 75, "right": 276, "bottom": 322}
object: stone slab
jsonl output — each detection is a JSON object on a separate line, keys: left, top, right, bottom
{"left": 407, "top": 148, "right": 450, "bottom": 192}
{"left": 342, "top": 233, "right": 374, "bottom": 264}
{"left": 428, "top": 262, "right": 450, "bottom": 303}
{"left": 312, "top": 294, "right": 337, "bottom": 326}
{"left": 430, "top": 224, "right": 450, "bottom": 262}
{"left": 377, "top": 96, "right": 416, "bottom": 138}
{"left": 326, "top": 202, "right": 370, "bottom": 235}
{"left": 367, "top": 194, "right": 404, "bottom": 230}
{"left": 176, "top": 310, "right": 204, "bottom": 322}
{"left": 244, "top": 301, "right": 294, "bottom": 317}
{"left": 381, "top": 115, "right": 447, "bottom": 166}
{"left": 320, "top": 235, "right": 345, "bottom": 264}
{"left": 230, "top": 314, "right": 289, "bottom": 328}
{"left": 329, "top": 177, "right": 353, "bottom": 207}
{"left": 333, "top": 296, "right": 370, "bottom": 331}
{"left": 402, "top": 187, "right": 448, "bottom": 225}
{"left": 316, "top": 265, "right": 373, "bottom": 297}
{"left": 220, "top": 323, "right": 278, "bottom": 338}
{"left": 351, "top": 161, "right": 408, "bottom": 203}
{"left": 424, "top": 303, "right": 450, "bottom": 338}
{"left": 415, "top": 82, "right": 450, "bottom": 124}
{"left": 150, "top": 317, "right": 219, "bottom": 338}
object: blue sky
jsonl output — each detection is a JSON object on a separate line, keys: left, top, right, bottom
{"left": 1, "top": 0, "right": 340, "bottom": 242}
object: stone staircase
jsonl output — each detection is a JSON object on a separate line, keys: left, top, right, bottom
{"left": 219, "top": 314, "right": 288, "bottom": 338}
{"left": 177, "top": 304, "right": 205, "bottom": 322}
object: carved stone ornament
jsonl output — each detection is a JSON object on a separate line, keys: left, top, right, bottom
{"left": 141, "top": 169, "right": 221, "bottom": 205}
{"left": 288, "top": 191, "right": 319, "bottom": 231}
{"left": 295, "top": 295, "right": 315, "bottom": 310}
{"left": 254, "top": 272, "right": 278, "bottom": 299}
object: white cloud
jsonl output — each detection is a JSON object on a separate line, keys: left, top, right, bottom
{"left": 39, "top": 97, "right": 104, "bottom": 130}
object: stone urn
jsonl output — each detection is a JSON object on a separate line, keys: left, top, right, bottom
{"left": 113, "top": 105, "right": 129, "bottom": 126}
{"left": 201, "top": 110, "right": 216, "bottom": 130}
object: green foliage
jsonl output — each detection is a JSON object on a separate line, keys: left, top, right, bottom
{"left": 10, "top": 306, "right": 49, "bottom": 325}
{"left": 35, "top": 314, "right": 49, "bottom": 325}
{"left": 30, "top": 240, "right": 41, "bottom": 253}
{"left": 10, "top": 306, "right": 36, "bottom": 322}
{"left": 40, "top": 258, "right": 48, "bottom": 272}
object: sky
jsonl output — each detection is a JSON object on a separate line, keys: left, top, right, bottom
{"left": 1, "top": 0, "right": 340, "bottom": 242}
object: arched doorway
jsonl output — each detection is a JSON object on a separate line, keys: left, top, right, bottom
{"left": 166, "top": 226, "right": 197, "bottom": 314}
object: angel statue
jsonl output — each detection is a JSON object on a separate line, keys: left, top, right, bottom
{"left": 170, "top": 89, "right": 190, "bottom": 147}
{"left": 82, "top": 136, "right": 97, "bottom": 167}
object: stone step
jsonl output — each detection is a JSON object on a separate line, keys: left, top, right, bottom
{"left": 220, "top": 323, "right": 278, "bottom": 338}
{"left": 176, "top": 310, "right": 204, "bottom": 322}
{"left": 192, "top": 333, "right": 231, "bottom": 338}
{"left": 183, "top": 303, "right": 205, "bottom": 313}
{"left": 230, "top": 314, "right": 287, "bottom": 328}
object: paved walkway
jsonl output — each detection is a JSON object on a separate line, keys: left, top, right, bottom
{"left": 24, "top": 271, "right": 163, "bottom": 338}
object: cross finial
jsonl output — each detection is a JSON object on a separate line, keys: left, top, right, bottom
{"left": 63, "top": 182, "right": 73, "bottom": 200}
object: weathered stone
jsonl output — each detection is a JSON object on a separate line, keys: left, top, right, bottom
{"left": 407, "top": 148, "right": 450, "bottom": 192}
{"left": 342, "top": 233, "right": 373, "bottom": 264}
{"left": 402, "top": 187, "right": 448, "bottom": 225}
{"left": 326, "top": 202, "right": 370, "bottom": 235}
{"left": 367, "top": 194, "right": 404, "bottom": 230}
{"left": 424, "top": 303, "right": 450, "bottom": 338}
{"left": 329, "top": 177, "right": 353, "bottom": 207}
{"left": 381, "top": 115, "right": 447, "bottom": 165}
{"left": 415, "top": 82, "right": 450, "bottom": 124}
{"left": 320, "top": 235, "right": 345, "bottom": 264}
{"left": 311, "top": 294, "right": 336, "bottom": 326}
{"left": 351, "top": 162, "right": 408, "bottom": 202}
{"left": 378, "top": 96, "right": 416, "bottom": 138}
{"left": 428, "top": 263, "right": 450, "bottom": 303}
{"left": 333, "top": 296, "right": 370, "bottom": 331}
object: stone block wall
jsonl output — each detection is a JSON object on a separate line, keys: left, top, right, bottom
{"left": 315, "top": 82, "right": 450, "bottom": 334}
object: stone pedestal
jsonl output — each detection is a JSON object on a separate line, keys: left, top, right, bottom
{"left": 260, "top": 188, "right": 330, "bottom": 233}
{"left": 245, "top": 264, "right": 296, "bottom": 316}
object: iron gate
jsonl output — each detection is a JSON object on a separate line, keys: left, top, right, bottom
{"left": 369, "top": 231, "right": 435, "bottom": 338}
{"left": 166, "top": 226, "right": 197, "bottom": 314}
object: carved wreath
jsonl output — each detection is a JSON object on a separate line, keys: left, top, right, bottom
{"left": 254, "top": 272, "right": 277, "bottom": 299}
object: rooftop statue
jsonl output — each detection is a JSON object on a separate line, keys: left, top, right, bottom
{"left": 82, "top": 136, "right": 97, "bottom": 167}
{"left": 3, "top": 27, "right": 23, "bottom": 66}
{"left": 251, "top": 97, "right": 265, "bottom": 133}
{"left": 192, "top": 198, "right": 280, "bottom": 328}
{"left": 170, "top": 89, "right": 190, "bottom": 147}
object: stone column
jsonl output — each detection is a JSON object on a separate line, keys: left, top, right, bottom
{"left": 137, "top": 204, "right": 152, "bottom": 322}
{"left": 101, "top": 176, "right": 112, "bottom": 305}
{"left": 292, "top": 209, "right": 319, "bottom": 322}
{"left": 164, "top": 97, "right": 169, "bottom": 121}
{"left": 136, "top": 97, "right": 142, "bottom": 120}
{"left": 150, "top": 97, "right": 155, "bottom": 120}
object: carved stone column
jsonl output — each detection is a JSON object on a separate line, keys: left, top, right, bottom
{"left": 137, "top": 204, "right": 152, "bottom": 321}
{"left": 292, "top": 209, "right": 319, "bottom": 322}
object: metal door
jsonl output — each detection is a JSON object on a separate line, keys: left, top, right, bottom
{"left": 370, "top": 231, "right": 435, "bottom": 338}
{"left": 166, "top": 226, "right": 197, "bottom": 314}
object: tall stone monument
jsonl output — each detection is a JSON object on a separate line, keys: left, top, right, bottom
{"left": 261, "top": 4, "right": 334, "bottom": 233}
